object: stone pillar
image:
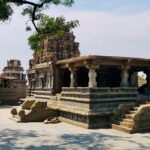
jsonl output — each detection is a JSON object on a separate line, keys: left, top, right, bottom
{"left": 50, "top": 73, "right": 53, "bottom": 88}
{"left": 20, "top": 73, "right": 22, "bottom": 80}
{"left": 69, "top": 67, "right": 77, "bottom": 87}
{"left": 46, "top": 72, "right": 52, "bottom": 88}
{"left": 88, "top": 68, "right": 97, "bottom": 88}
{"left": 131, "top": 72, "right": 138, "bottom": 87}
{"left": 120, "top": 68, "right": 129, "bottom": 87}
{"left": 39, "top": 77, "right": 43, "bottom": 88}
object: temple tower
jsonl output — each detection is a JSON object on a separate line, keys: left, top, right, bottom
{"left": 2, "top": 59, "right": 26, "bottom": 80}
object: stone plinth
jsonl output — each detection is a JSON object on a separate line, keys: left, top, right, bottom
{"left": 59, "top": 87, "right": 138, "bottom": 128}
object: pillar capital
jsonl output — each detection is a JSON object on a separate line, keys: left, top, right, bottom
{"left": 120, "top": 65, "right": 130, "bottom": 70}
{"left": 65, "top": 63, "right": 78, "bottom": 73}
{"left": 68, "top": 66, "right": 78, "bottom": 73}
{"left": 84, "top": 60, "right": 99, "bottom": 70}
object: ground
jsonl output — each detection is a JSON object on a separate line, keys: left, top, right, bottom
{"left": 0, "top": 106, "right": 150, "bottom": 150}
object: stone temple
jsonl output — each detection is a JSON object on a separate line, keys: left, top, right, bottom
{"left": 23, "top": 32, "right": 150, "bottom": 133}
{"left": 0, "top": 59, "right": 26, "bottom": 104}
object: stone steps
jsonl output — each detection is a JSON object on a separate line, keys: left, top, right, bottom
{"left": 122, "top": 118, "right": 134, "bottom": 124}
{"left": 112, "top": 101, "right": 150, "bottom": 133}
{"left": 120, "top": 121, "right": 134, "bottom": 128}
{"left": 133, "top": 107, "right": 139, "bottom": 111}
{"left": 128, "top": 110, "right": 136, "bottom": 115}
{"left": 112, "top": 105, "right": 139, "bottom": 133}
{"left": 124, "top": 114, "right": 134, "bottom": 119}
{"left": 112, "top": 124, "right": 135, "bottom": 134}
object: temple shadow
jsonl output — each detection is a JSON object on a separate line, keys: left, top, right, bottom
{"left": 0, "top": 128, "right": 150, "bottom": 150}
{"left": 59, "top": 132, "right": 150, "bottom": 150}
{"left": 0, "top": 105, "right": 13, "bottom": 109}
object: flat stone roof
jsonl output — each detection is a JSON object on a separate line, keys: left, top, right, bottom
{"left": 57, "top": 55, "right": 150, "bottom": 64}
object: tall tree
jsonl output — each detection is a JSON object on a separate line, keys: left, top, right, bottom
{"left": 0, "top": 0, "right": 74, "bottom": 32}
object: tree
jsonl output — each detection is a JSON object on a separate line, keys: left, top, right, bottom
{"left": 28, "top": 15, "right": 79, "bottom": 51}
{"left": 0, "top": 0, "right": 75, "bottom": 32}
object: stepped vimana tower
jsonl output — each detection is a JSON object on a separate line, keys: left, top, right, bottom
{"left": 28, "top": 32, "right": 80, "bottom": 91}
{"left": 29, "top": 32, "right": 80, "bottom": 67}
{"left": 2, "top": 59, "right": 26, "bottom": 80}
{"left": 0, "top": 59, "right": 26, "bottom": 104}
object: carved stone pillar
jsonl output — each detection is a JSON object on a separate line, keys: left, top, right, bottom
{"left": 50, "top": 73, "right": 53, "bottom": 88}
{"left": 88, "top": 68, "right": 97, "bottom": 88}
{"left": 131, "top": 72, "right": 138, "bottom": 87}
{"left": 120, "top": 68, "right": 129, "bottom": 87}
{"left": 69, "top": 67, "right": 77, "bottom": 87}
{"left": 46, "top": 72, "right": 52, "bottom": 88}
{"left": 84, "top": 61, "right": 98, "bottom": 88}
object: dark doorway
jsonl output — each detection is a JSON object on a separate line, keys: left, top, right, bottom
{"left": 97, "top": 68, "right": 121, "bottom": 87}
{"left": 77, "top": 67, "right": 89, "bottom": 87}
{"left": 62, "top": 69, "right": 71, "bottom": 87}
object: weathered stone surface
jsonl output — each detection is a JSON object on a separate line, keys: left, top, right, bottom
{"left": 113, "top": 103, "right": 135, "bottom": 116}
{"left": 133, "top": 104, "right": 150, "bottom": 132}
{"left": 25, "top": 30, "right": 150, "bottom": 130}
{"left": 11, "top": 100, "right": 58, "bottom": 122}
{"left": 29, "top": 32, "right": 80, "bottom": 68}
{"left": 0, "top": 59, "right": 26, "bottom": 104}
{"left": 21, "top": 99, "right": 36, "bottom": 110}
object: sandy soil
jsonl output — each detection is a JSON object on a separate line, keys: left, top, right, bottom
{"left": 0, "top": 105, "right": 150, "bottom": 150}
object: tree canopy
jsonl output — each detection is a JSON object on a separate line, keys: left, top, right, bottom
{"left": 28, "top": 15, "right": 79, "bottom": 51}
{"left": 0, "top": 0, "right": 75, "bottom": 32}
{"left": 0, "top": 0, "right": 79, "bottom": 52}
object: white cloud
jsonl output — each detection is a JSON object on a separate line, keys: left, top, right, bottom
{"left": 0, "top": 9, "right": 150, "bottom": 73}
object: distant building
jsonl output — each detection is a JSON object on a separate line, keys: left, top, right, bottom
{"left": 0, "top": 59, "right": 26, "bottom": 105}
{"left": 2, "top": 59, "right": 26, "bottom": 80}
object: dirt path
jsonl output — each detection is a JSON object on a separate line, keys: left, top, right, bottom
{"left": 0, "top": 106, "right": 150, "bottom": 150}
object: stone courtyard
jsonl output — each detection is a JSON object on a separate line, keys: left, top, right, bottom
{"left": 0, "top": 105, "right": 150, "bottom": 150}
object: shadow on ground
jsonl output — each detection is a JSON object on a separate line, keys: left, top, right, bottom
{"left": 0, "top": 128, "right": 150, "bottom": 150}
{"left": 0, "top": 105, "right": 13, "bottom": 109}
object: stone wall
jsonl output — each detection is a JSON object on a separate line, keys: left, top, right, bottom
{"left": 0, "top": 88, "right": 18, "bottom": 105}
{"left": 58, "top": 87, "right": 138, "bottom": 128}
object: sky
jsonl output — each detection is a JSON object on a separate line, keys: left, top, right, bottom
{"left": 0, "top": 0, "right": 150, "bottom": 73}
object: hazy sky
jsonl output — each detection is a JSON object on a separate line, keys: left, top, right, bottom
{"left": 0, "top": 0, "right": 150, "bottom": 73}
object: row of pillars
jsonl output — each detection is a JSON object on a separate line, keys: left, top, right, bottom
{"left": 69, "top": 66, "right": 140, "bottom": 88}
{"left": 69, "top": 67, "right": 97, "bottom": 87}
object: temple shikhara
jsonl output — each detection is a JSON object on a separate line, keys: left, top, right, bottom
{"left": 10, "top": 32, "right": 150, "bottom": 133}
{"left": 0, "top": 59, "right": 26, "bottom": 104}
